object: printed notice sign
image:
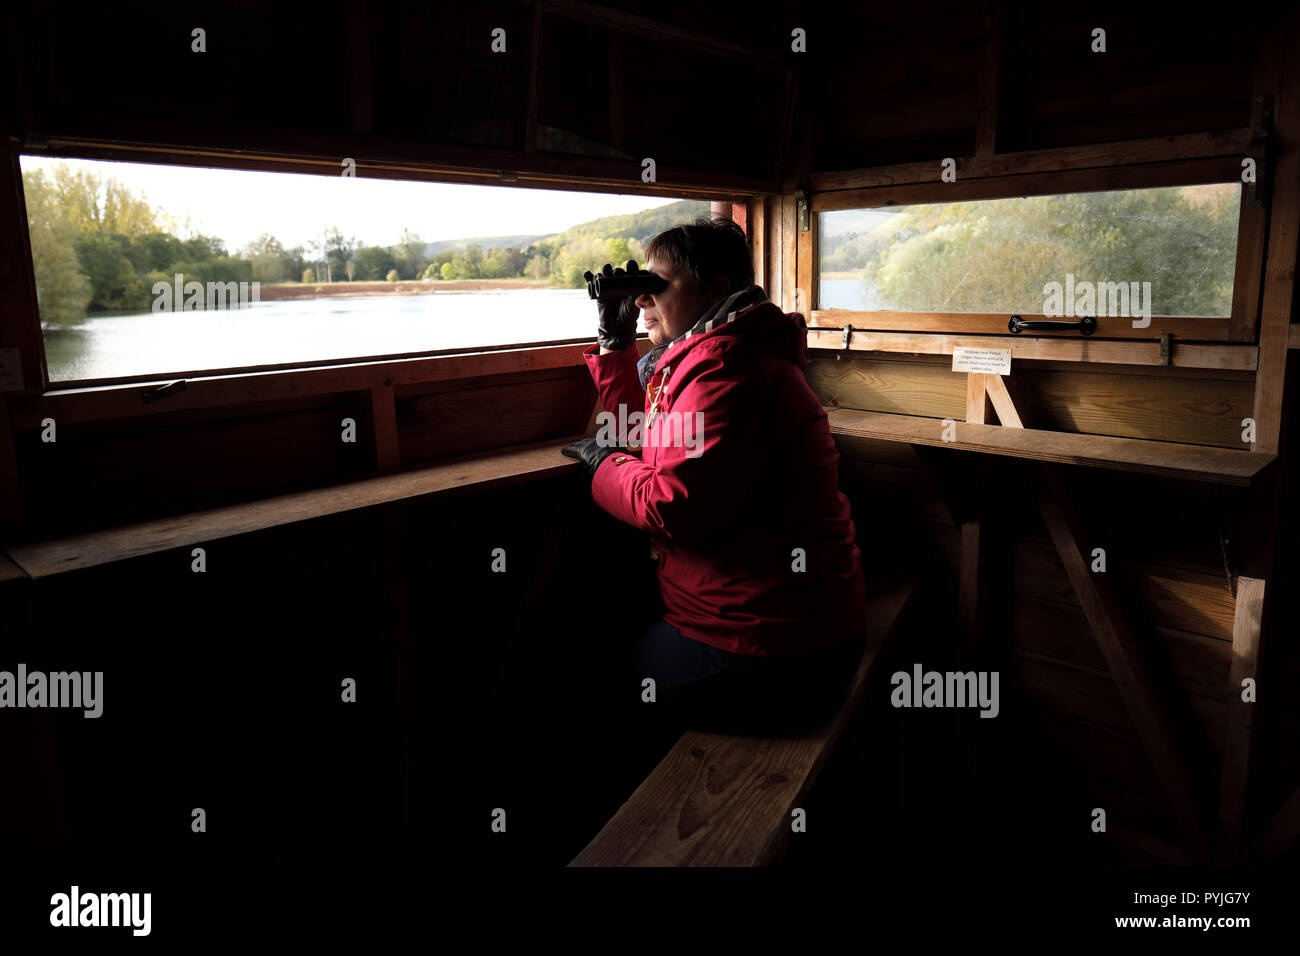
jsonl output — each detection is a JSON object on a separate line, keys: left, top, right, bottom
{"left": 952, "top": 347, "right": 1011, "bottom": 375}
{"left": 0, "top": 349, "right": 23, "bottom": 391}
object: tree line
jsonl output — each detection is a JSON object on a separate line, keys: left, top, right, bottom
{"left": 23, "top": 162, "right": 702, "bottom": 328}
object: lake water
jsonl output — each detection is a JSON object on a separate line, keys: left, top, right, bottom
{"left": 43, "top": 280, "right": 870, "bottom": 383}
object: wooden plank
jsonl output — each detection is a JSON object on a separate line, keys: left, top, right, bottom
{"left": 1, "top": 145, "right": 46, "bottom": 396}
{"left": 0, "top": 394, "right": 20, "bottom": 536}
{"left": 811, "top": 353, "right": 1255, "bottom": 447}
{"left": 984, "top": 374, "right": 1022, "bottom": 428}
{"left": 805, "top": 130, "right": 1252, "bottom": 192}
{"left": 36, "top": 137, "right": 769, "bottom": 201}
{"left": 781, "top": 194, "right": 797, "bottom": 314}
{"left": 813, "top": 311, "right": 1231, "bottom": 342}
{"left": 808, "top": 326, "right": 1257, "bottom": 370}
{"left": 10, "top": 342, "right": 598, "bottom": 428}
{"left": 1229, "top": 170, "right": 1268, "bottom": 343}
{"left": 1011, "top": 596, "right": 1233, "bottom": 703}
{"left": 569, "top": 569, "right": 921, "bottom": 867}
{"left": 1216, "top": 575, "right": 1265, "bottom": 862}
{"left": 974, "top": 2, "right": 1000, "bottom": 157}
{"left": 5, "top": 440, "right": 580, "bottom": 579}
{"left": 796, "top": 201, "right": 815, "bottom": 314}
{"left": 1252, "top": 15, "right": 1300, "bottom": 456}
{"left": 827, "top": 408, "right": 1275, "bottom": 485}
{"left": 1290, "top": 325, "right": 1300, "bottom": 349}
{"left": 749, "top": 196, "right": 767, "bottom": 291}
{"left": 816, "top": 157, "right": 1242, "bottom": 211}
{"left": 524, "top": 0, "right": 542, "bottom": 153}
{"left": 369, "top": 385, "right": 400, "bottom": 472}
{"left": 1257, "top": 781, "right": 1300, "bottom": 859}
{"left": 965, "top": 373, "right": 992, "bottom": 424}
{"left": 1034, "top": 463, "right": 1211, "bottom": 858}
{"left": 543, "top": 0, "right": 783, "bottom": 66}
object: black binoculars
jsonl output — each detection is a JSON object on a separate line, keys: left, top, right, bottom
{"left": 585, "top": 266, "right": 667, "bottom": 302}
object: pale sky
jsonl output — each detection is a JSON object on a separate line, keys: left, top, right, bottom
{"left": 20, "top": 155, "right": 682, "bottom": 253}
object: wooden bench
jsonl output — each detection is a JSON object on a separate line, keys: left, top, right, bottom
{"left": 1, "top": 439, "right": 580, "bottom": 580}
{"left": 568, "top": 565, "right": 923, "bottom": 867}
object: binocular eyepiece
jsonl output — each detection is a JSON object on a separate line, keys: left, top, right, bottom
{"left": 585, "top": 268, "right": 667, "bottom": 302}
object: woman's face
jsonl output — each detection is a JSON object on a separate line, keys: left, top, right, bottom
{"left": 637, "top": 257, "right": 729, "bottom": 347}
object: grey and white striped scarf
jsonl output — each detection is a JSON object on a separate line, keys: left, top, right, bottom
{"left": 636, "top": 284, "right": 770, "bottom": 389}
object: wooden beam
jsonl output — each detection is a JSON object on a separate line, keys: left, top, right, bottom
{"left": 1033, "top": 463, "right": 1211, "bottom": 859}
{"left": 808, "top": 327, "right": 1257, "bottom": 370}
{"left": 1257, "top": 780, "right": 1300, "bottom": 859}
{"left": 32, "top": 137, "right": 769, "bottom": 202}
{"left": 974, "top": 2, "right": 1001, "bottom": 157}
{"left": 965, "top": 373, "right": 992, "bottom": 424}
{"left": 543, "top": 0, "right": 783, "bottom": 66}
{"left": 1251, "top": 13, "right": 1300, "bottom": 456}
{"left": 805, "top": 130, "right": 1252, "bottom": 193}
{"left": 369, "top": 384, "right": 401, "bottom": 472}
{"left": 984, "top": 375, "right": 1023, "bottom": 428}
{"left": 0, "top": 394, "right": 22, "bottom": 538}
{"left": 796, "top": 202, "right": 815, "bottom": 314}
{"left": 1290, "top": 324, "right": 1300, "bottom": 349}
{"left": 812, "top": 312, "right": 1231, "bottom": 343}
{"left": 4, "top": 439, "right": 580, "bottom": 579}
{"left": 816, "top": 157, "right": 1242, "bottom": 212}
{"left": 9, "top": 342, "right": 597, "bottom": 428}
{"left": 780, "top": 194, "right": 797, "bottom": 314}
{"left": 1216, "top": 575, "right": 1264, "bottom": 863}
{"left": 1, "top": 146, "right": 46, "bottom": 397}
{"left": 523, "top": 0, "right": 543, "bottom": 153}
{"left": 826, "top": 408, "right": 1275, "bottom": 485}
{"left": 750, "top": 196, "right": 768, "bottom": 291}
{"left": 344, "top": 0, "right": 374, "bottom": 134}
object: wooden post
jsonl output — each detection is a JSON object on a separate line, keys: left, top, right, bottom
{"left": 1217, "top": 575, "right": 1264, "bottom": 862}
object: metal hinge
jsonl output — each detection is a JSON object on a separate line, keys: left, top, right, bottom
{"left": 795, "top": 180, "right": 811, "bottom": 232}
{"left": 1160, "top": 332, "right": 1172, "bottom": 366}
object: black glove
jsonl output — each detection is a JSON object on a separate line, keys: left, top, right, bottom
{"left": 562, "top": 437, "right": 621, "bottom": 477}
{"left": 585, "top": 260, "right": 643, "bottom": 351}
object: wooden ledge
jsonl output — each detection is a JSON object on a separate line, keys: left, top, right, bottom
{"left": 827, "top": 408, "right": 1274, "bottom": 486}
{"left": 3, "top": 440, "right": 580, "bottom": 580}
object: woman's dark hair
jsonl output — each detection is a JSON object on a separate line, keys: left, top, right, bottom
{"left": 644, "top": 216, "right": 754, "bottom": 296}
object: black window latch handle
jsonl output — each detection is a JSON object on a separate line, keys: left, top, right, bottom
{"left": 1008, "top": 314, "right": 1097, "bottom": 335}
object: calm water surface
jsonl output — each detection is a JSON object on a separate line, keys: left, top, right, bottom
{"left": 44, "top": 281, "right": 868, "bottom": 383}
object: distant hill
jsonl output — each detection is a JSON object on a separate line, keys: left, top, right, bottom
{"left": 424, "top": 234, "right": 547, "bottom": 257}
{"left": 421, "top": 199, "right": 710, "bottom": 257}
{"left": 544, "top": 199, "right": 710, "bottom": 247}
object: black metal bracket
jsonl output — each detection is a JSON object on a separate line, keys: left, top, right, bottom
{"left": 142, "top": 379, "right": 187, "bottom": 404}
{"left": 1008, "top": 314, "right": 1097, "bottom": 335}
{"left": 1247, "top": 95, "right": 1273, "bottom": 209}
{"left": 842, "top": 323, "right": 853, "bottom": 349}
{"left": 1160, "top": 332, "right": 1172, "bottom": 366}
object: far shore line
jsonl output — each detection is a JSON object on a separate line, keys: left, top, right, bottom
{"left": 256, "top": 278, "right": 556, "bottom": 300}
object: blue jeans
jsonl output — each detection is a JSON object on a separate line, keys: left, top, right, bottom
{"left": 631, "top": 619, "right": 867, "bottom": 735}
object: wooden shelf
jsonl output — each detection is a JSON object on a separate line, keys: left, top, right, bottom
{"left": 3, "top": 440, "right": 580, "bottom": 580}
{"left": 826, "top": 408, "right": 1275, "bottom": 486}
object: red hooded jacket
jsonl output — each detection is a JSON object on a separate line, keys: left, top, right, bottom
{"left": 582, "top": 299, "right": 868, "bottom": 656}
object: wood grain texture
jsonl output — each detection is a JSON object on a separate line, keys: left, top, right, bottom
{"left": 569, "top": 570, "right": 921, "bottom": 866}
{"left": 6, "top": 440, "right": 580, "bottom": 579}
{"left": 809, "top": 130, "right": 1252, "bottom": 191}
{"left": 810, "top": 312, "right": 1235, "bottom": 343}
{"left": 826, "top": 408, "right": 1274, "bottom": 484}
{"left": 807, "top": 326, "right": 1255, "bottom": 368}
{"left": 1034, "top": 463, "right": 1211, "bottom": 858}
{"left": 965, "top": 373, "right": 992, "bottom": 423}
{"left": 1217, "top": 575, "right": 1265, "bottom": 861}
{"left": 984, "top": 374, "right": 1023, "bottom": 427}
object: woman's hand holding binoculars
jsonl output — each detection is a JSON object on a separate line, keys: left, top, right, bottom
{"left": 587, "top": 260, "right": 644, "bottom": 352}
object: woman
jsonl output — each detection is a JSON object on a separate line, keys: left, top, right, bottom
{"left": 563, "top": 216, "right": 868, "bottom": 735}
